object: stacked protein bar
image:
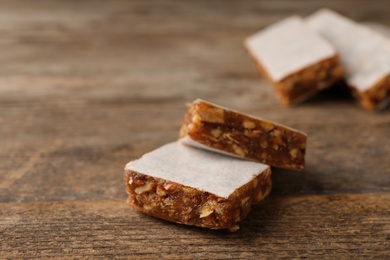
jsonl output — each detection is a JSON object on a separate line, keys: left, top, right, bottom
{"left": 245, "top": 9, "right": 390, "bottom": 111}
{"left": 125, "top": 99, "right": 307, "bottom": 231}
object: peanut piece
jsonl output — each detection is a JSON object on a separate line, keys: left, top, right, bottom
{"left": 260, "top": 140, "right": 268, "bottom": 149}
{"left": 163, "top": 182, "right": 176, "bottom": 190}
{"left": 261, "top": 121, "right": 274, "bottom": 131}
{"left": 274, "top": 131, "right": 282, "bottom": 139}
{"left": 143, "top": 204, "right": 153, "bottom": 211}
{"left": 199, "top": 206, "right": 214, "bottom": 218}
{"left": 243, "top": 120, "right": 256, "bottom": 129}
{"left": 289, "top": 148, "right": 299, "bottom": 159}
{"left": 192, "top": 114, "right": 202, "bottom": 124}
{"left": 244, "top": 129, "right": 261, "bottom": 138}
{"left": 211, "top": 128, "right": 222, "bottom": 138}
{"left": 256, "top": 190, "right": 263, "bottom": 202}
{"left": 163, "top": 198, "right": 173, "bottom": 206}
{"left": 134, "top": 183, "right": 153, "bottom": 194}
{"left": 167, "top": 209, "right": 175, "bottom": 217}
{"left": 272, "top": 129, "right": 283, "bottom": 144}
{"left": 182, "top": 207, "right": 192, "bottom": 215}
{"left": 242, "top": 198, "right": 252, "bottom": 216}
{"left": 241, "top": 196, "right": 250, "bottom": 206}
{"left": 225, "top": 133, "right": 240, "bottom": 144}
{"left": 156, "top": 186, "right": 166, "bottom": 196}
{"left": 197, "top": 107, "right": 224, "bottom": 123}
{"left": 232, "top": 144, "right": 245, "bottom": 157}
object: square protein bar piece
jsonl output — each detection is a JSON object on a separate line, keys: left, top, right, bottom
{"left": 306, "top": 9, "right": 390, "bottom": 110}
{"left": 180, "top": 99, "right": 307, "bottom": 171}
{"left": 244, "top": 16, "right": 344, "bottom": 105}
{"left": 124, "top": 142, "right": 272, "bottom": 231}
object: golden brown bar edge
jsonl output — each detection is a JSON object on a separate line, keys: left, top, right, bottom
{"left": 180, "top": 99, "right": 307, "bottom": 171}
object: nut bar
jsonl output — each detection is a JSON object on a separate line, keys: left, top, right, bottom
{"left": 179, "top": 99, "right": 307, "bottom": 171}
{"left": 244, "top": 16, "right": 344, "bottom": 105}
{"left": 124, "top": 142, "right": 272, "bottom": 231}
{"left": 306, "top": 9, "right": 390, "bottom": 110}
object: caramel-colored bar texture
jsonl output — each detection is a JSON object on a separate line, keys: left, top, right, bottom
{"left": 180, "top": 99, "right": 307, "bottom": 171}
{"left": 306, "top": 9, "right": 390, "bottom": 110}
{"left": 244, "top": 16, "right": 344, "bottom": 105}
{"left": 124, "top": 142, "right": 272, "bottom": 231}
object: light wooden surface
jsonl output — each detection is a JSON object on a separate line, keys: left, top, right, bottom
{"left": 1, "top": 194, "right": 389, "bottom": 258}
{"left": 1, "top": 0, "right": 389, "bottom": 258}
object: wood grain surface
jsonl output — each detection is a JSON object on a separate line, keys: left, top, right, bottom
{"left": 0, "top": 0, "right": 389, "bottom": 258}
{"left": 2, "top": 194, "right": 390, "bottom": 258}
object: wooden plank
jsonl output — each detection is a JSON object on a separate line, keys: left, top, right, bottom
{"left": 1, "top": 194, "right": 389, "bottom": 258}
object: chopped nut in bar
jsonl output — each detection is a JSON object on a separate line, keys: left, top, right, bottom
{"left": 244, "top": 16, "right": 344, "bottom": 105}
{"left": 306, "top": 9, "right": 390, "bottom": 110}
{"left": 180, "top": 99, "right": 307, "bottom": 171}
{"left": 124, "top": 142, "right": 272, "bottom": 231}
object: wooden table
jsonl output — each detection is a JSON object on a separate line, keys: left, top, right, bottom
{"left": 1, "top": 0, "right": 389, "bottom": 258}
